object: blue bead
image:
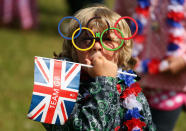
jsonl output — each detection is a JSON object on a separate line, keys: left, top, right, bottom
{"left": 167, "top": 43, "right": 180, "bottom": 51}
{"left": 142, "top": 59, "right": 150, "bottom": 73}
{"left": 137, "top": 0, "right": 151, "bottom": 8}
{"left": 170, "top": 0, "right": 185, "bottom": 5}
{"left": 167, "top": 19, "right": 182, "bottom": 28}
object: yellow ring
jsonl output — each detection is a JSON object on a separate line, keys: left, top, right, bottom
{"left": 72, "top": 27, "right": 95, "bottom": 51}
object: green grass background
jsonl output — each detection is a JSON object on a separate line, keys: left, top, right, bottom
{"left": 0, "top": 0, "right": 185, "bottom": 130}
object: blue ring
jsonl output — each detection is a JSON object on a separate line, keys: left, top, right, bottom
{"left": 58, "top": 16, "right": 82, "bottom": 40}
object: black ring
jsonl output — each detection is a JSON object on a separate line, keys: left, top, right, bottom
{"left": 86, "top": 16, "right": 110, "bottom": 38}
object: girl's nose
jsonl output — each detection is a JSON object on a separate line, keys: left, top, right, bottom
{"left": 92, "top": 41, "right": 102, "bottom": 52}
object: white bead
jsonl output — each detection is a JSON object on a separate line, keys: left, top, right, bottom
{"left": 153, "top": 98, "right": 159, "bottom": 103}
{"left": 159, "top": 60, "right": 169, "bottom": 72}
{"left": 161, "top": 95, "right": 168, "bottom": 100}
{"left": 169, "top": 28, "right": 185, "bottom": 37}
{"left": 168, "top": 5, "right": 183, "bottom": 12}
{"left": 169, "top": 91, "right": 176, "bottom": 96}
{"left": 123, "top": 94, "right": 142, "bottom": 111}
{"left": 166, "top": 100, "right": 174, "bottom": 107}
{"left": 175, "top": 96, "right": 182, "bottom": 103}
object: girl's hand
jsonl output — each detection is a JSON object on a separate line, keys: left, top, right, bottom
{"left": 161, "top": 57, "right": 186, "bottom": 74}
{"left": 85, "top": 54, "right": 118, "bottom": 78}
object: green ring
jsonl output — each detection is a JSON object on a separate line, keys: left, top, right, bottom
{"left": 100, "top": 27, "right": 124, "bottom": 51}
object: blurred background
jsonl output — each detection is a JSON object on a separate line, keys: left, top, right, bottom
{"left": 0, "top": 0, "right": 186, "bottom": 130}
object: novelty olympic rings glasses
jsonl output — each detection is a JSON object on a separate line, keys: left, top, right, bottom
{"left": 58, "top": 16, "right": 138, "bottom": 51}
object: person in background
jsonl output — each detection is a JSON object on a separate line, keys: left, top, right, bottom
{"left": 0, "top": 0, "right": 38, "bottom": 29}
{"left": 67, "top": 0, "right": 104, "bottom": 15}
{"left": 114, "top": 0, "right": 186, "bottom": 130}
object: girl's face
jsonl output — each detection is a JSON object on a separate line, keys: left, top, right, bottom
{"left": 75, "top": 29, "right": 121, "bottom": 66}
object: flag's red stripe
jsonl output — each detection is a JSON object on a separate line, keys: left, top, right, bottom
{"left": 34, "top": 85, "right": 53, "bottom": 95}
{"left": 59, "top": 90, "right": 78, "bottom": 99}
{"left": 29, "top": 104, "right": 45, "bottom": 120}
{"left": 45, "top": 106, "right": 56, "bottom": 124}
{"left": 65, "top": 64, "right": 79, "bottom": 80}
{"left": 35, "top": 58, "right": 49, "bottom": 83}
{"left": 61, "top": 102, "right": 67, "bottom": 122}
{"left": 45, "top": 60, "right": 62, "bottom": 124}
{"left": 34, "top": 85, "right": 78, "bottom": 99}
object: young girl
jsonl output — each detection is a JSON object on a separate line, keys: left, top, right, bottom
{"left": 43, "top": 5, "right": 155, "bottom": 131}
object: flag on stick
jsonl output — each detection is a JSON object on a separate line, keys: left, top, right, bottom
{"left": 27, "top": 56, "right": 81, "bottom": 125}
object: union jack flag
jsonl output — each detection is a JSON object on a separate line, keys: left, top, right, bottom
{"left": 27, "top": 56, "right": 81, "bottom": 125}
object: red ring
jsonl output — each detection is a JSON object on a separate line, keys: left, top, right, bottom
{"left": 114, "top": 16, "right": 138, "bottom": 40}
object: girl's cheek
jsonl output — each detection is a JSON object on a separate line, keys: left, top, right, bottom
{"left": 77, "top": 51, "right": 90, "bottom": 64}
{"left": 103, "top": 50, "right": 115, "bottom": 57}
{"left": 102, "top": 49, "right": 119, "bottom": 63}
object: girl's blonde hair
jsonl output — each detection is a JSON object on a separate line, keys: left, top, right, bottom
{"left": 57, "top": 5, "right": 135, "bottom": 70}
